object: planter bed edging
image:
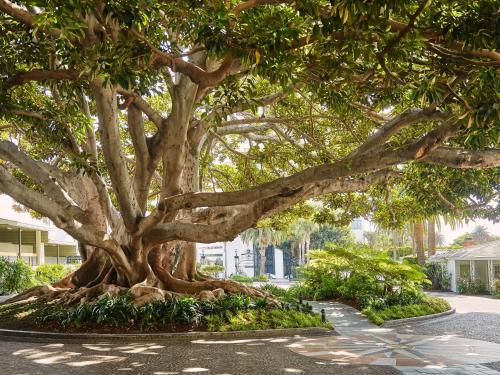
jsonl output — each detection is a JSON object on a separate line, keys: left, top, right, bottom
{"left": 381, "top": 308, "right": 455, "bottom": 327}
{"left": 0, "top": 326, "right": 334, "bottom": 343}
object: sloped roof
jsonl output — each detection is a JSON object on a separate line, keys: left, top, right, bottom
{"left": 428, "top": 240, "right": 500, "bottom": 262}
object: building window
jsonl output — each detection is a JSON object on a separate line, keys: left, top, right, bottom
{"left": 459, "top": 264, "right": 470, "bottom": 278}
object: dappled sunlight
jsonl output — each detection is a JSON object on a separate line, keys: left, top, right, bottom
{"left": 181, "top": 368, "right": 209, "bottom": 372}
{"left": 289, "top": 331, "right": 500, "bottom": 366}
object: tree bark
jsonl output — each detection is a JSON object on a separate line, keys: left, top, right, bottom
{"left": 414, "top": 221, "right": 426, "bottom": 265}
{"left": 428, "top": 219, "right": 436, "bottom": 256}
{"left": 259, "top": 246, "right": 266, "bottom": 275}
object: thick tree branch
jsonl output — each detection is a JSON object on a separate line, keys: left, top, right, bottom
{"left": 4, "top": 69, "right": 79, "bottom": 89}
{"left": 92, "top": 80, "right": 141, "bottom": 231}
{"left": 424, "top": 148, "right": 500, "bottom": 168}
{"left": 153, "top": 118, "right": 461, "bottom": 216}
{"left": 144, "top": 170, "right": 394, "bottom": 245}
{"left": 0, "top": 0, "right": 61, "bottom": 37}
{"left": 117, "top": 88, "right": 164, "bottom": 128}
{"left": 349, "top": 108, "right": 449, "bottom": 158}
{"left": 0, "top": 165, "right": 110, "bottom": 249}
{"left": 0, "top": 140, "right": 85, "bottom": 218}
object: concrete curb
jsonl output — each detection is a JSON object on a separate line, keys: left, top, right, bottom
{"left": 0, "top": 326, "right": 334, "bottom": 343}
{"left": 381, "top": 308, "right": 456, "bottom": 327}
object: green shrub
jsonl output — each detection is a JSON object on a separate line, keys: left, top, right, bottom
{"left": 296, "top": 245, "right": 429, "bottom": 309}
{"left": 363, "top": 296, "right": 450, "bottom": 325}
{"left": 0, "top": 258, "right": 35, "bottom": 294}
{"left": 424, "top": 263, "right": 451, "bottom": 291}
{"left": 34, "top": 264, "right": 73, "bottom": 285}
{"left": 230, "top": 274, "right": 253, "bottom": 283}
{"left": 199, "top": 264, "right": 224, "bottom": 276}
{"left": 492, "top": 279, "right": 500, "bottom": 298}
{"left": 457, "top": 278, "right": 485, "bottom": 294}
{"left": 254, "top": 274, "right": 269, "bottom": 282}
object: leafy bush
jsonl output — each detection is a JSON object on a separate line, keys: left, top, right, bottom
{"left": 457, "top": 278, "right": 485, "bottom": 294}
{"left": 492, "top": 279, "right": 500, "bottom": 298}
{"left": 424, "top": 263, "right": 451, "bottom": 291}
{"left": 296, "top": 245, "right": 429, "bottom": 310}
{"left": 254, "top": 274, "right": 269, "bottom": 282}
{"left": 0, "top": 258, "right": 35, "bottom": 294}
{"left": 34, "top": 292, "right": 327, "bottom": 332}
{"left": 199, "top": 264, "right": 224, "bottom": 276}
{"left": 363, "top": 296, "right": 451, "bottom": 325}
{"left": 230, "top": 274, "right": 253, "bottom": 283}
{"left": 34, "top": 264, "right": 73, "bottom": 285}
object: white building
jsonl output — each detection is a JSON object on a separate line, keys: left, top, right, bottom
{"left": 428, "top": 241, "right": 500, "bottom": 293}
{"left": 196, "top": 237, "right": 285, "bottom": 279}
{"left": 0, "top": 194, "right": 78, "bottom": 265}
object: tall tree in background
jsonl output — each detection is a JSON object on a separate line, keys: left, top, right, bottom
{"left": 0, "top": 1, "right": 498, "bottom": 304}
{"left": 427, "top": 219, "right": 436, "bottom": 256}
{"left": 240, "top": 228, "right": 285, "bottom": 275}
{"left": 414, "top": 221, "right": 426, "bottom": 265}
{"left": 290, "top": 219, "right": 320, "bottom": 265}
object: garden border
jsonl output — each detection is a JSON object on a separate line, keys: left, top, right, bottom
{"left": 381, "top": 308, "right": 455, "bottom": 327}
{"left": 0, "top": 326, "right": 335, "bottom": 343}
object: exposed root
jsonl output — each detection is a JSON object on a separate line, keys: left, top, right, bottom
{"left": 63, "top": 283, "right": 127, "bottom": 305}
{"left": 5, "top": 285, "right": 69, "bottom": 304}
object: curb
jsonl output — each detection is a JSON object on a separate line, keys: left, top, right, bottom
{"left": 381, "top": 308, "right": 456, "bottom": 327}
{"left": 0, "top": 326, "right": 334, "bottom": 343}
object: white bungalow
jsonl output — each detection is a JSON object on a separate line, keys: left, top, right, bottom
{"left": 428, "top": 240, "right": 500, "bottom": 293}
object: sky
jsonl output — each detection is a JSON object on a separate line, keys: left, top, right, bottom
{"left": 439, "top": 218, "right": 500, "bottom": 245}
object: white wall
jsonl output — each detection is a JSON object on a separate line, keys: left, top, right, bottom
{"left": 274, "top": 248, "right": 284, "bottom": 278}
{"left": 447, "top": 260, "right": 457, "bottom": 292}
{"left": 0, "top": 194, "right": 76, "bottom": 246}
{"left": 196, "top": 237, "right": 286, "bottom": 278}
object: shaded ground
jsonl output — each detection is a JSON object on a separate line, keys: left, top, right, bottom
{"left": 0, "top": 336, "right": 399, "bottom": 375}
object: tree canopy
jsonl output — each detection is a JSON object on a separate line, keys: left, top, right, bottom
{"left": 0, "top": 0, "right": 498, "bottom": 300}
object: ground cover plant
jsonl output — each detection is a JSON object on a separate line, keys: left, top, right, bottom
{"left": 362, "top": 295, "right": 451, "bottom": 325}
{"left": 0, "top": 291, "right": 330, "bottom": 333}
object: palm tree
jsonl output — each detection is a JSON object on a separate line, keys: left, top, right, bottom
{"left": 414, "top": 221, "right": 426, "bottom": 265}
{"left": 291, "top": 219, "right": 320, "bottom": 265}
{"left": 240, "top": 228, "right": 285, "bottom": 275}
{"left": 427, "top": 219, "right": 436, "bottom": 257}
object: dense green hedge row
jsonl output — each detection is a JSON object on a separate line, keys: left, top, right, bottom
{"left": 0, "top": 258, "right": 73, "bottom": 294}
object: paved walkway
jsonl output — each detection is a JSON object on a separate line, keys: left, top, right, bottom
{"left": 425, "top": 292, "right": 500, "bottom": 314}
{"left": 289, "top": 300, "right": 500, "bottom": 375}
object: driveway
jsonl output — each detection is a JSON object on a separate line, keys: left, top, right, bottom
{"left": 425, "top": 291, "right": 500, "bottom": 313}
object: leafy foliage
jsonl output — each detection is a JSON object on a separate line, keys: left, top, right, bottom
{"left": 457, "top": 278, "right": 486, "bottom": 294}
{"left": 33, "top": 293, "right": 326, "bottom": 332}
{"left": 362, "top": 296, "right": 451, "bottom": 325}
{"left": 0, "top": 258, "right": 35, "bottom": 294}
{"left": 34, "top": 264, "right": 73, "bottom": 285}
{"left": 296, "top": 244, "right": 429, "bottom": 310}
{"left": 424, "top": 263, "right": 452, "bottom": 291}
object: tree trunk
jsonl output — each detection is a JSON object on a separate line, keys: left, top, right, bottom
{"left": 259, "top": 246, "right": 266, "bottom": 275}
{"left": 428, "top": 219, "right": 436, "bottom": 257}
{"left": 414, "top": 221, "right": 425, "bottom": 265}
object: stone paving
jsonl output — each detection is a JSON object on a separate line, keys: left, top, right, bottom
{"left": 301, "top": 300, "right": 500, "bottom": 375}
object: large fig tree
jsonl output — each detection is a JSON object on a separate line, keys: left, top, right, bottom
{"left": 0, "top": 0, "right": 498, "bottom": 303}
